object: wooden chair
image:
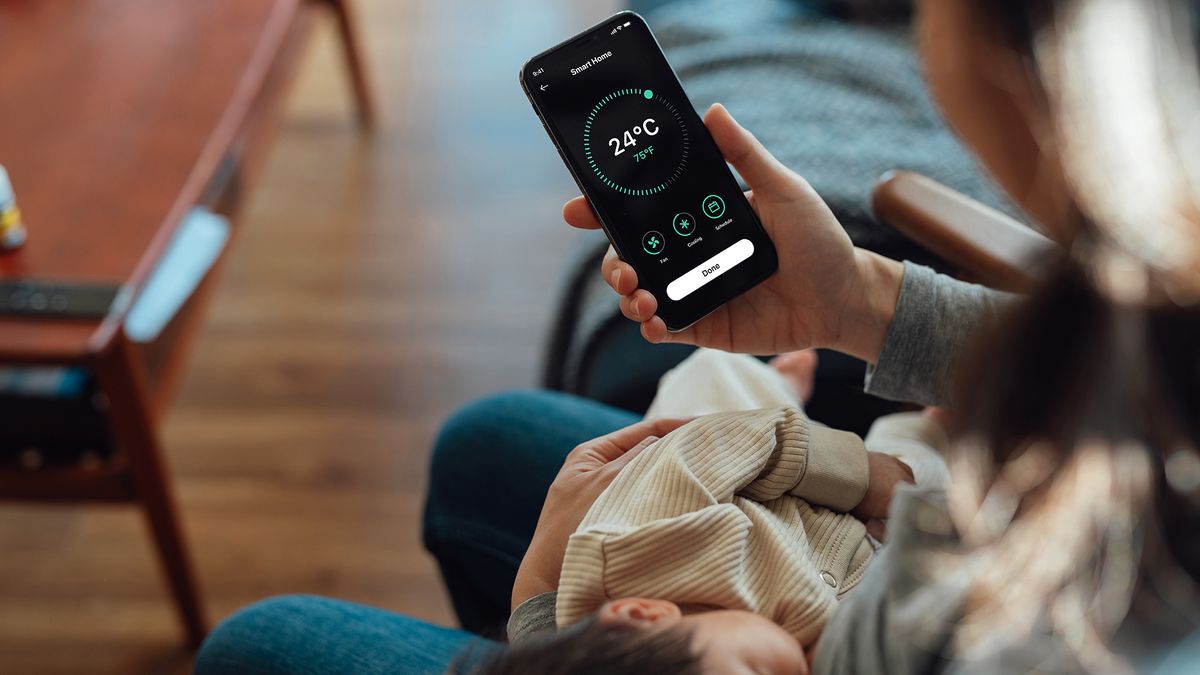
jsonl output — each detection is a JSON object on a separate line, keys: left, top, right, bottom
{"left": 872, "top": 171, "right": 1060, "bottom": 292}
{"left": 0, "top": 0, "right": 374, "bottom": 649}
{"left": 318, "top": 0, "right": 376, "bottom": 129}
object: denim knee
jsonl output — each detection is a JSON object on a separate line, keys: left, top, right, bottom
{"left": 422, "top": 389, "right": 639, "bottom": 556}
{"left": 423, "top": 391, "right": 549, "bottom": 544}
{"left": 196, "top": 594, "right": 490, "bottom": 675}
{"left": 424, "top": 388, "right": 640, "bottom": 516}
{"left": 429, "top": 391, "right": 550, "bottom": 490}
{"left": 195, "top": 595, "right": 320, "bottom": 675}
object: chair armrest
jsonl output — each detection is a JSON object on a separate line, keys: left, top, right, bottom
{"left": 872, "top": 171, "right": 1060, "bottom": 293}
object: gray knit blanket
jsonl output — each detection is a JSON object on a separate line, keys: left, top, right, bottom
{"left": 645, "top": 0, "right": 1020, "bottom": 250}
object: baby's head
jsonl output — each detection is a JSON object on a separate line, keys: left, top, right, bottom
{"left": 467, "top": 598, "right": 807, "bottom": 675}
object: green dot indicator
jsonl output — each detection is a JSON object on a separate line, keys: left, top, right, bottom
{"left": 643, "top": 89, "right": 653, "bottom": 99}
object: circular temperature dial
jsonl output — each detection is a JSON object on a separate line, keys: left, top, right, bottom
{"left": 582, "top": 88, "right": 689, "bottom": 196}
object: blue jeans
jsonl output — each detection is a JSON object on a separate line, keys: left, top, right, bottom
{"left": 195, "top": 595, "right": 494, "bottom": 675}
{"left": 196, "top": 390, "right": 637, "bottom": 674}
{"left": 422, "top": 390, "right": 638, "bottom": 635}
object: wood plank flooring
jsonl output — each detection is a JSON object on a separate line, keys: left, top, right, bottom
{"left": 0, "top": 1, "right": 617, "bottom": 672}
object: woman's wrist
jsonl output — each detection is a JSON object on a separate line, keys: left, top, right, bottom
{"left": 512, "top": 552, "right": 557, "bottom": 611}
{"left": 511, "top": 527, "right": 564, "bottom": 611}
{"left": 828, "top": 249, "right": 904, "bottom": 364}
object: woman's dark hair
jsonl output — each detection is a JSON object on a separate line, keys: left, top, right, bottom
{"left": 935, "top": 0, "right": 1200, "bottom": 668}
{"left": 980, "top": 0, "right": 1200, "bottom": 58}
{"left": 947, "top": 259, "right": 1200, "bottom": 667}
{"left": 955, "top": 259, "right": 1200, "bottom": 539}
{"left": 454, "top": 617, "right": 700, "bottom": 675}
{"left": 977, "top": 0, "right": 1049, "bottom": 52}
{"left": 955, "top": 0, "right": 1200, "bottom": 562}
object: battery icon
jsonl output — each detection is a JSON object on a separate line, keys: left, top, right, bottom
{"left": 624, "top": 21, "right": 631, "bottom": 26}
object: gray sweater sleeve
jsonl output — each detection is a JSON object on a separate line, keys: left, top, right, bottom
{"left": 811, "top": 486, "right": 967, "bottom": 675}
{"left": 507, "top": 592, "right": 558, "bottom": 645}
{"left": 812, "top": 487, "right": 1088, "bottom": 675}
{"left": 865, "top": 262, "right": 1014, "bottom": 407}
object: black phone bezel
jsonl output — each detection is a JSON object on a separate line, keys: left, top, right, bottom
{"left": 520, "top": 11, "right": 778, "bottom": 331}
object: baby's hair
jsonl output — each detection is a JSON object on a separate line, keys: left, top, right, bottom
{"left": 453, "top": 616, "right": 699, "bottom": 675}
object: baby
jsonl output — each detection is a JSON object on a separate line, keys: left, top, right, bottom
{"left": 482, "top": 349, "right": 949, "bottom": 674}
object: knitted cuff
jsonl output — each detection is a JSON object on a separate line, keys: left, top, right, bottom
{"left": 789, "top": 426, "right": 870, "bottom": 512}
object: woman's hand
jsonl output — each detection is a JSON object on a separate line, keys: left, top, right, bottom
{"left": 564, "top": 103, "right": 904, "bottom": 362}
{"left": 511, "top": 417, "right": 693, "bottom": 610}
{"left": 851, "top": 452, "right": 915, "bottom": 522}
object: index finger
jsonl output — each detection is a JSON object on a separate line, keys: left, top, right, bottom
{"left": 601, "top": 247, "right": 640, "bottom": 296}
{"left": 588, "top": 417, "right": 693, "bottom": 462}
{"left": 563, "top": 196, "right": 603, "bottom": 230}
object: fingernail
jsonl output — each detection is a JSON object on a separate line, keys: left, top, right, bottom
{"left": 611, "top": 269, "right": 621, "bottom": 288}
{"left": 630, "top": 298, "right": 640, "bottom": 320}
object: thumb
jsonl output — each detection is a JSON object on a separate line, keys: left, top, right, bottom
{"left": 640, "top": 315, "right": 698, "bottom": 346}
{"left": 703, "top": 103, "right": 788, "bottom": 192}
{"left": 866, "top": 518, "right": 888, "bottom": 542}
{"left": 609, "top": 435, "right": 659, "bottom": 472}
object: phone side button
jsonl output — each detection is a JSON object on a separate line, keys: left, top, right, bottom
{"left": 665, "top": 239, "right": 754, "bottom": 301}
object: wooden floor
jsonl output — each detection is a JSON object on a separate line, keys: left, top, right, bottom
{"left": 0, "top": 1, "right": 616, "bottom": 672}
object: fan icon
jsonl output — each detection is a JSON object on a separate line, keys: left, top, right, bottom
{"left": 642, "top": 230, "right": 666, "bottom": 255}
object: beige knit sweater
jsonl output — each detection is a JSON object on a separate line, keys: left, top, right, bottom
{"left": 556, "top": 405, "right": 873, "bottom": 646}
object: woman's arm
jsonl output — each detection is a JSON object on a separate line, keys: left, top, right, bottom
{"left": 564, "top": 104, "right": 1014, "bottom": 407}
{"left": 865, "top": 263, "right": 1014, "bottom": 407}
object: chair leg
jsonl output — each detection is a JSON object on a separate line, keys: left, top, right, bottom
{"left": 95, "top": 333, "right": 208, "bottom": 649}
{"left": 319, "top": 0, "right": 376, "bottom": 129}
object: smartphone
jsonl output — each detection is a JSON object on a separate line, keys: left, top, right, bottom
{"left": 521, "top": 12, "right": 778, "bottom": 331}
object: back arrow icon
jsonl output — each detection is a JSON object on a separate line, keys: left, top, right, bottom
{"left": 539, "top": 84, "right": 548, "bottom": 91}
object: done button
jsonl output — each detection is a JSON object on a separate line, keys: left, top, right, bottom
{"left": 665, "top": 239, "right": 754, "bottom": 301}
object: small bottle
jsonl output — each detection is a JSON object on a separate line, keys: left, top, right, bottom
{"left": 1, "top": 164, "right": 28, "bottom": 251}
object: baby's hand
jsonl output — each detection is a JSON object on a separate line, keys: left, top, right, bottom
{"left": 851, "top": 452, "right": 915, "bottom": 521}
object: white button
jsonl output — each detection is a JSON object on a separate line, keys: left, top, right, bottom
{"left": 665, "top": 239, "right": 755, "bottom": 301}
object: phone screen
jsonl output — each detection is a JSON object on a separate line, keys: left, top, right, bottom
{"left": 522, "top": 12, "right": 777, "bottom": 330}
